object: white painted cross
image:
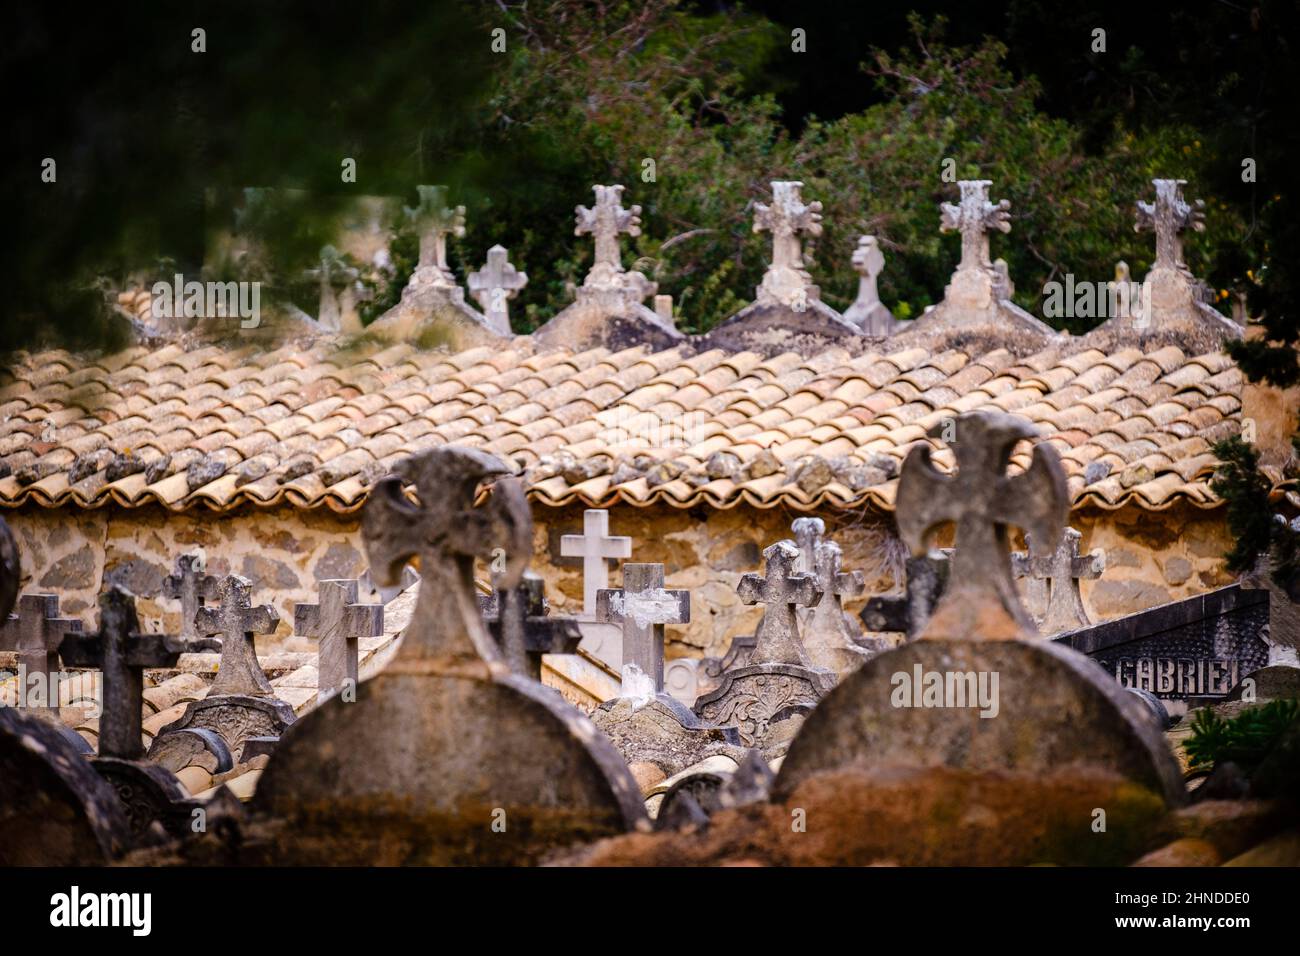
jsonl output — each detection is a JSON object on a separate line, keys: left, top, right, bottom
{"left": 467, "top": 244, "right": 527, "bottom": 335}
{"left": 560, "top": 509, "right": 632, "bottom": 616}
{"left": 596, "top": 563, "right": 690, "bottom": 700}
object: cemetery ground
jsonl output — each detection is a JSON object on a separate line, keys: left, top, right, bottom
{"left": 1, "top": 0, "right": 1298, "bottom": 941}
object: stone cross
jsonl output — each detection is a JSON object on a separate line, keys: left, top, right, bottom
{"left": 860, "top": 549, "right": 952, "bottom": 639}
{"left": 1012, "top": 527, "right": 1105, "bottom": 634}
{"left": 481, "top": 572, "right": 582, "bottom": 679}
{"left": 406, "top": 185, "right": 465, "bottom": 285}
{"left": 843, "top": 235, "right": 894, "bottom": 335}
{"left": 162, "top": 552, "right": 219, "bottom": 644}
{"left": 305, "top": 245, "right": 359, "bottom": 332}
{"left": 197, "top": 574, "right": 280, "bottom": 697}
{"left": 940, "top": 180, "right": 1011, "bottom": 273}
{"left": 0, "top": 593, "right": 81, "bottom": 710}
{"left": 738, "top": 540, "right": 821, "bottom": 665}
{"left": 753, "top": 181, "right": 822, "bottom": 307}
{"left": 596, "top": 563, "right": 690, "bottom": 698}
{"left": 894, "top": 411, "right": 1068, "bottom": 635}
{"left": 294, "top": 579, "right": 384, "bottom": 701}
{"left": 560, "top": 509, "right": 632, "bottom": 616}
{"left": 60, "top": 588, "right": 184, "bottom": 760}
{"left": 467, "top": 244, "right": 527, "bottom": 334}
{"left": 1136, "top": 179, "right": 1204, "bottom": 273}
{"left": 575, "top": 184, "right": 642, "bottom": 290}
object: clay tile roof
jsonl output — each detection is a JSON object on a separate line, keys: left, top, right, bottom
{"left": 0, "top": 339, "right": 1244, "bottom": 515}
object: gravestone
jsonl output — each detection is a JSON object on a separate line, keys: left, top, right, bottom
{"left": 860, "top": 549, "right": 952, "bottom": 639}
{"left": 843, "top": 236, "right": 898, "bottom": 336}
{"left": 532, "top": 185, "right": 680, "bottom": 351}
{"left": 590, "top": 564, "right": 742, "bottom": 779}
{"left": 1011, "top": 527, "right": 1105, "bottom": 634}
{"left": 252, "top": 446, "right": 646, "bottom": 864}
{"left": 559, "top": 508, "right": 631, "bottom": 670}
{"left": 0, "top": 593, "right": 82, "bottom": 711}
{"left": 148, "top": 574, "right": 295, "bottom": 768}
{"left": 306, "top": 245, "right": 360, "bottom": 333}
{"left": 693, "top": 541, "right": 836, "bottom": 751}
{"left": 790, "top": 517, "right": 874, "bottom": 675}
{"left": 775, "top": 412, "right": 1188, "bottom": 857}
{"left": 294, "top": 578, "right": 384, "bottom": 702}
{"left": 1056, "top": 583, "right": 1270, "bottom": 717}
{"left": 479, "top": 571, "right": 582, "bottom": 679}
{"left": 702, "top": 181, "right": 861, "bottom": 354}
{"left": 163, "top": 552, "right": 219, "bottom": 644}
{"left": 654, "top": 750, "right": 776, "bottom": 832}
{"left": 358, "top": 564, "right": 419, "bottom": 605}
{"left": 468, "top": 244, "right": 526, "bottom": 334}
{"left": 0, "top": 515, "right": 17, "bottom": 620}
{"left": 60, "top": 588, "right": 213, "bottom": 845}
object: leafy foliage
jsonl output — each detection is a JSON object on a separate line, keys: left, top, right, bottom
{"left": 1184, "top": 700, "right": 1300, "bottom": 774}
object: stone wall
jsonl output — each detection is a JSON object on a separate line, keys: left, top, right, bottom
{"left": 3, "top": 498, "right": 1235, "bottom": 658}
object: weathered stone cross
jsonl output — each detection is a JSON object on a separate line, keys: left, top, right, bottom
{"left": 860, "top": 549, "right": 953, "bottom": 639}
{"left": 60, "top": 588, "right": 185, "bottom": 760}
{"left": 0, "top": 593, "right": 82, "bottom": 710}
{"left": 940, "top": 180, "right": 1011, "bottom": 273}
{"left": 1012, "top": 526, "right": 1105, "bottom": 634}
{"left": 738, "top": 540, "right": 821, "bottom": 665}
{"left": 1136, "top": 178, "right": 1205, "bottom": 272}
{"left": 305, "top": 245, "right": 359, "bottom": 332}
{"left": 406, "top": 184, "right": 465, "bottom": 285}
{"left": 753, "top": 181, "right": 822, "bottom": 306}
{"left": 162, "top": 552, "right": 219, "bottom": 644}
{"left": 197, "top": 574, "right": 280, "bottom": 697}
{"left": 575, "top": 185, "right": 642, "bottom": 289}
{"left": 894, "top": 411, "right": 1068, "bottom": 634}
{"left": 561, "top": 509, "right": 632, "bottom": 616}
{"left": 596, "top": 563, "right": 690, "bottom": 698}
{"left": 294, "top": 579, "right": 383, "bottom": 702}
{"left": 467, "top": 244, "right": 527, "bottom": 334}
{"left": 481, "top": 571, "right": 582, "bottom": 679}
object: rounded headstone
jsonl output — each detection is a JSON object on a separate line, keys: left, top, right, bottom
{"left": 0, "top": 708, "right": 130, "bottom": 864}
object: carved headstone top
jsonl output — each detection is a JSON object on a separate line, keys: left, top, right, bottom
{"left": 197, "top": 574, "right": 280, "bottom": 698}
{"left": 894, "top": 411, "right": 1069, "bottom": 638}
{"left": 163, "top": 552, "right": 219, "bottom": 644}
{"left": 60, "top": 587, "right": 185, "bottom": 760}
{"left": 467, "top": 244, "right": 526, "bottom": 335}
{"left": 843, "top": 235, "right": 897, "bottom": 336}
{"left": 791, "top": 517, "right": 870, "bottom": 674}
{"left": 738, "top": 540, "right": 821, "bottom": 665}
{"left": 1012, "top": 527, "right": 1105, "bottom": 634}
{"left": 753, "top": 181, "right": 824, "bottom": 309}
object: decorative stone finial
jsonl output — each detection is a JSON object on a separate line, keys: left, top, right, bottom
{"left": 575, "top": 184, "right": 656, "bottom": 302}
{"left": 753, "top": 181, "right": 823, "bottom": 309}
{"left": 843, "top": 235, "right": 897, "bottom": 335}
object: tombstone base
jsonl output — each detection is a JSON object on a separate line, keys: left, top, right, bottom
{"left": 146, "top": 726, "right": 234, "bottom": 775}
{"left": 92, "top": 757, "right": 197, "bottom": 846}
{"left": 251, "top": 670, "right": 646, "bottom": 865}
{"left": 589, "top": 694, "right": 745, "bottom": 782}
{"left": 774, "top": 638, "right": 1187, "bottom": 806}
{"left": 0, "top": 708, "right": 130, "bottom": 864}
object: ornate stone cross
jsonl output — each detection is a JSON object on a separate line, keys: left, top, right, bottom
{"left": 561, "top": 509, "right": 632, "bottom": 616}
{"left": 162, "top": 552, "right": 219, "bottom": 644}
{"left": 753, "top": 181, "right": 823, "bottom": 307}
{"left": 306, "top": 245, "right": 359, "bottom": 332}
{"left": 294, "top": 579, "right": 384, "bottom": 701}
{"left": 596, "top": 563, "right": 690, "bottom": 698}
{"left": 406, "top": 184, "right": 465, "bottom": 287}
{"left": 940, "top": 180, "right": 1011, "bottom": 273}
{"left": 60, "top": 588, "right": 185, "bottom": 760}
{"left": 467, "top": 244, "right": 527, "bottom": 335}
{"left": 197, "top": 575, "right": 280, "bottom": 697}
{"left": 1136, "top": 178, "right": 1204, "bottom": 273}
{"left": 739, "top": 540, "right": 821, "bottom": 665}
{"left": 0, "top": 593, "right": 81, "bottom": 710}
{"left": 575, "top": 184, "right": 643, "bottom": 290}
{"left": 1012, "top": 526, "right": 1105, "bottom": 634}
{"left": 480, "top": 572, "right": 582, "bottom": 679}
{"left": 894, "top": 411, "right": 1068, "bottom": 635}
